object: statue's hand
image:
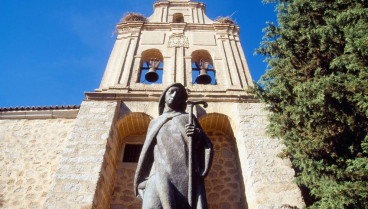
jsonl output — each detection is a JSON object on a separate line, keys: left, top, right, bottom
{"left": 185, "top": 124, "right": 196, "bottom": 137}
{"left": 137, "top": 181, "right": 147, "bottom": 200}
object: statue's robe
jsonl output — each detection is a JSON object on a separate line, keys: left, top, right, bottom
{"left": 134, "top": 112, "right": 213, "bottom": 209}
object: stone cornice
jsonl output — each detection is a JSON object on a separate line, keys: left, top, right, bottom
{"left": 154, "top": 1, "right": 206, "bottom": 9}
{"left": 85, "top": 91, "right": 258, "bottom": 103}
{"left": 117, "top": 22, "right": 239, "bottom": 34}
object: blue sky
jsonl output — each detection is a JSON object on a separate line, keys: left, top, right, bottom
{"left": 0, "top": 0, "right": 277, "bottom": 108}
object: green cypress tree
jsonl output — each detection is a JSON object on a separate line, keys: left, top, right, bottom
{"left": 254, "top": 0, "right": 368, "bottom": 208}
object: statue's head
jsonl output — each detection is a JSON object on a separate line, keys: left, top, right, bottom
{"left": 158, "top": 83, "right": 188, "bottom": 115}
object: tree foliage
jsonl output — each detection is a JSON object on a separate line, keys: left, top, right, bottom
{"left": 254, "top": 0, "right": 368, "bottom": 208}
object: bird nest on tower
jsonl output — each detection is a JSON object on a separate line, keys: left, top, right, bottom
{"left": 215, "top": 16, "right": 236, "bottom": 25}
{"left": 121, "top": 12, "right": 146, "bottom": 23}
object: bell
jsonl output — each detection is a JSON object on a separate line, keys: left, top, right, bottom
{"left": 145, "top": 59, "right": 160, "bottom": 82}
{"left": 195, "top": 60, "right": 212, "bottom": 84}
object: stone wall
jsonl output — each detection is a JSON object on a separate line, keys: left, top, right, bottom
{"left": 110, "top": 163, "right": 141, "bottom": 209}
{"left": 205, "top": 132, "right": 246, "bottom": 209}
{"left": 235, "top": 103, "right": 304, "bottom": 209}
{"left": 0, "top": 118, "right": 75, "bottom": 209}
{"left": 0, "top": 101, "right": 305, "bottom": 209}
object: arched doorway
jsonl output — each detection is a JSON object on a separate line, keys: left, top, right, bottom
{"left": 110, "top": 112, "right": 152, "bottom": 209}
{"left": 199, "top": 113, "right": 247, "bottom": 209}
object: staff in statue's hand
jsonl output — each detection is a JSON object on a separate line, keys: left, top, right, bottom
{"left": 186, "top": 100, "right": 208, "bottom": 208}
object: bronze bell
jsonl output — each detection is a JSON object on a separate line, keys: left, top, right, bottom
{"left": 195, "top": 60, "right": 212, "bottom": 84}
{"left": 145, "top": 59, "right": 160, "bottom": 82}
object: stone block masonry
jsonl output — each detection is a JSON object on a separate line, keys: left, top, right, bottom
{"left": 110, "top": 163, "right": 141, "bottom": 208}
{"left": 45, "top": 101, "right": 120, "bottom": 209}
{"left": 204, "top": 133, "right": 246, "bottom": 209}
{"left": 0, "top": 100, "right": 306, "bottom": 208}
{"left": 235, "top": 103, "right": 305, "bottom": 209}
{"left": 0, "top": 118, "right": 75, "bottom": 209}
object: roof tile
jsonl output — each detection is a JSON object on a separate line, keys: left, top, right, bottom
{"left": 0, "top": 105, "right": 80, "bottom": 112}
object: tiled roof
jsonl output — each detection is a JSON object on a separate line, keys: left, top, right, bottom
{"left": 0, "top": 105, "right": 80, "bottom": 112}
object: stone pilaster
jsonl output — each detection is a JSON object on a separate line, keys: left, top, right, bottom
{"left": 176, "top": 47, "right": 185, "bottom": 84}
{"left": 119, "top": 27, "right": 142, "bottom": 87}
{"left": 99, "top": 38, "right": 125, "bottom": 90}
{"left": 106, "top": 38, "right": 130, "bottom": 88}
{"left": 45, "top": 101, "right": 120, "bottom": 209}
{"left": 235, "top": 103, "right": 305, "bottom": 209}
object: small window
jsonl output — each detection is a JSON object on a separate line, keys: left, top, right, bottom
{"left": 123, "top": 144, "right": 143, "bottom": 163}
{"left": 173, "top": 13, "right": 184, "bottom": 23}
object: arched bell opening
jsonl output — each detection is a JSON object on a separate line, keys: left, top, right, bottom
{"left": 110, "top": 112, "right": 152, "bottom": 209}
{"left": 139, "top": 49, "right": 164, "bottom": 84}
{"left": 191, "top": 50, "right": 216, "bottom": 85}
{"left": 199, "top": 113, "right": 248, "bottom": 209}
{"left": 173, "top": 13, "right": 184, "bottom": 23}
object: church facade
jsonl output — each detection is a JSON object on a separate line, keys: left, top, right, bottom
{"left": 0, "top": 0, "right": 304, "bottom": 208}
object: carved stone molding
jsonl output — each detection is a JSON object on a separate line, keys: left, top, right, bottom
{"left": 168, "top": 33, "right": 189, "bottom": 48}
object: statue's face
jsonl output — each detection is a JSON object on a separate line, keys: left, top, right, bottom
{"left": 165, "top": 86, "right": 185, "bottom": 109}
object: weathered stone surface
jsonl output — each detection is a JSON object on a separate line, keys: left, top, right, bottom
{"left": 0, "top": 118, "right": 75, "bottom": 209}
{"left": 204, "top": 133, "right": 245, "bottom": 209}
{"left": 110, "top": 163, "right": 141, "bottom": 208}
{"left": 0, "top": 102, "right": 304, "bottom": 209}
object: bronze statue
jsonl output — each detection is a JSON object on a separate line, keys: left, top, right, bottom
{"left": 134, "top": 83, "right": 213, "bottom": 209}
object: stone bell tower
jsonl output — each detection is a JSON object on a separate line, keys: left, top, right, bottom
{"left": 45, "top": 0, "right": 305, "bottom": 208}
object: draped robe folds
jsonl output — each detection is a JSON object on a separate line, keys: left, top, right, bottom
{"left": 134, "top": 112, "right": 213, "bottom": 209}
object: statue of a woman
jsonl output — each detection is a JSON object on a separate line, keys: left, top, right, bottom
{"left": 134, "top": 83, "right": 213, "bottom": 209}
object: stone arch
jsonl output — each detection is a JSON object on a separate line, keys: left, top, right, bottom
{"left": 191, "top": 50, "right": 213, "bottom": 65}
{"left": 199, "top": 113, "right": 233, "bottom": 137}
{"left": 139, "top": 49, "right": 164, "bottom": 83}
{"left": 141, "top": 49, "right": 163, "bottom": 63}
{"left": 199, "top": 113, "right": 247, "bottom": 209}
{"left": 110, "top": 112, "right": 152, "bottom": 209}
{"left": 116, "top": 112, "right": 152, "bottom": 140}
